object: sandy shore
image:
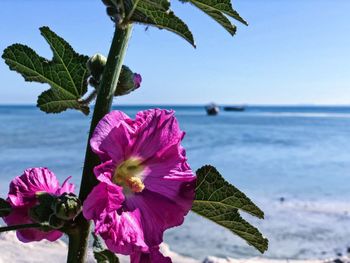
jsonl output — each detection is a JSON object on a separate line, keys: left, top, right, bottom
{"left": 0, "top": 231, "right": 348, "bottom": 263}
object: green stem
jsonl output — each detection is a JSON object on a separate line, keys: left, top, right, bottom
{"left": 67, "top": 223, "right": 90, "bottom": 263}
{"left": 0, "top": 223, "right": 42, "bottom": 233}
{"left": 69, "top": 24, "right": 133, "bottom": 263}
{"left": 79, "top": 23, "right": 133, "bottom": 202}
{"left": 67, "top": 232, "right": 79, "bottom": 263}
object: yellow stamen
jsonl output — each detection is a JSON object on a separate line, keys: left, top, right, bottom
{"left": 113, "top": 157, "right": 145, "bottom": 193}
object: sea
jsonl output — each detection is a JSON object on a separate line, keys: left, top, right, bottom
{"left": 0, "top": 105, "right": 349, "bottom": 261}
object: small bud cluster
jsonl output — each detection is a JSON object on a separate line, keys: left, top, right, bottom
{"left": 29, "top": 192, "right": 82, "bottom": 230}
{"left": 52, "top": 193, "right": 82, "bottom": 221}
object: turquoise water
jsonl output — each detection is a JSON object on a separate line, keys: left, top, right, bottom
{"left": 1, "top": 105, "right": 350, "bottom": 260}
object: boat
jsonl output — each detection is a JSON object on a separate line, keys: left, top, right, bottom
{"left": 205, "top": 103, "right": 219, "bottom": 115}
{"left": 223, "top": 106, "right": 245, "bottom": 112}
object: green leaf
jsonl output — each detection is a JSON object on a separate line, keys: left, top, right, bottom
{"left": 38, "top": 90, "right": 89, "bottom": 115}
{"left": 191, "top": 2, "right": 236, "bottom": 35}
{"left": 2, "top": 27, "right": 90, "bottom": 114}
{"left": 185, "top": 0, "right": 248, "bottom": 25}
{"left": 93, "top": 234, "right": 120, "bottom": 263}
{"left": 143, "top": 0, "right": 170, "bottom": 10}
{"left": 128, "top": 1, "right": 195, "bottom": 47}
{"left": 0, "top": 198, "right": 11, "bottom": 217}
{"left": 192, "top": 165, "right": 268, "bottom": 253}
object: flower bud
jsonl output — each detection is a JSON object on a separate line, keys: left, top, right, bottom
{"left": 87, "top": 54, "right": 107, "bottom": 81}
{"left": 115, "top": 66, "right": 142, "bottom": 96}
{"left": 51, "top": 193, "right": 82, "bottom": 221}
{"left": 36, "top": 192, "right": 55, "bottom": 206}
{"left": 29, "top": 193, "right": 56, "bottom": 224}
{"left": 48, "top": 215, "right": 65, "bottom": 229}
{"left": 29, "top": 204, "right": 52, "bottom": 224}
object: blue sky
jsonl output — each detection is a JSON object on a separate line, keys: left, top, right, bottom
{"left": 1, "top": 0, "right": 350, "bottom": 105}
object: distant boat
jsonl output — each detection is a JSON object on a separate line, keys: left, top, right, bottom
{"left": 223, "top": 106, "right": 245, "bottom": 112}
{"left": 205, "top": 103, "right": 219, "bottom": 115}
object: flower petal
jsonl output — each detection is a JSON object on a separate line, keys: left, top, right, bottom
{"left": 93, "top": 160, "right": 115, "bottom": 181}
{"left": 131, "top": 246, "right": 171, "bottom": 263}
{"left": 125, "top": 189, "right": 193, "bottom": 247}
{"left": 90, "top": 111, "right": 135, "bottom": 162}
{"left": 143, "top": 174, "right": 195, "bottom": 214}
{"left": 3, "top": 207, "right": 62, "bottom": 243}
{"left": 143, "top": 142, "right": 195, "bottom": 207}
{"left": 95, "top": 210, "right": 148, "bottom": 255}
{"left": 83, "top": 182, "right": 124, "bottom": 220}
{"left": 57, "top": 176, "right": 75, "bottom": 195}
{"left": 131, "top": 109, "right": 184, "bottom": 161}
{"left": 8, "top": 168, "right": 60, "bottom": 207}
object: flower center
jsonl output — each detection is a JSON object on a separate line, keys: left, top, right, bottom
{"left": 113, "top": 157, "right": 145, "bottom": 193}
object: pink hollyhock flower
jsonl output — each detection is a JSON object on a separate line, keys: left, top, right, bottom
{"left": 83, "top": 109, "right": 196, "bottom": 262}
{"left": 4, "top": 167, "right": 74, "bottom": 242}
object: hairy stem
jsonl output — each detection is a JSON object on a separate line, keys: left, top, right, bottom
{"left": 67, "top": 230, "right": 80, "bottom": 263}
{"left": 66, "top": 223, "right": 89, "bottom": 263}
{"left": 0, "top": 223, "right": 43, "bottom": 233}
{"left": 79, "top": 24, "right": 133, "bottom": 202}
{"left": 68, "top": 24, "right": 133, "bottom": 263}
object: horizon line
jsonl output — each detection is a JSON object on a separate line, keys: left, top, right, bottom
{"left": 1, "top": 103, "right": 350, "bottom": 107}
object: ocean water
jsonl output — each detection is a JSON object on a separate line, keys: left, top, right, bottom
{"left": 0, "top": 105, "right": 350, "bottom": 260}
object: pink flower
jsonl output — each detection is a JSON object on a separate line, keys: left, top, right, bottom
{"left": 83, "top": 109, "right": 196, "bottom": 262}
{"left": 4, "top": 167, "right": 75, "bottom": 242}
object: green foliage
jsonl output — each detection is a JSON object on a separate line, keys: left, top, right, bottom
{"left": 0, "top": 198, "right": 11, "bottom": 217}
{"left": 144, "top": 0, "right": 171, "bottom": 10}
{"left": 137, "top": 0, "right": 247, "bottom": 41}
{"left": 2, "top": 27, "right": 90, "bottom": 114}
{"left": 183, "top": 0, "right": 248, "bottom": 26}
{"left": 126, "top": 0, "right": 195, "bottom": 47}
{"left": 103, "top": 0, "right": 246, "bottom": 46}
{"left": 192, "top": 165, "right": 268, "bottom": 253}
{"left": 93, "top": 234, "right": 120, "bottom": 263}
{"left": 187, "top": 1, "right": 237, "bottom": 35}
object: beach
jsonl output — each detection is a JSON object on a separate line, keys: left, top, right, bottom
{"left": 1, "top": 231, "right": 349, "bottom": 263}
{"left": 1, "top": 105, "right": 350, "bottom": 261}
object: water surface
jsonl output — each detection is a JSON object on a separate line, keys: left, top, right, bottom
{"left": 1, "top": 105, "right": 349, "bottom": 260}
